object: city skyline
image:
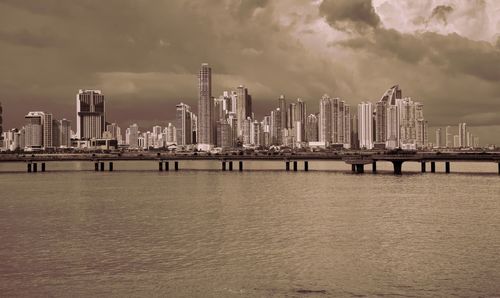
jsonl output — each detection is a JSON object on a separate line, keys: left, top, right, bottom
{"left": 0, "top": 63, "right": 483, "bottom": 151}
{"left": 0, "top": 1, "right": 499, "bottom": 144}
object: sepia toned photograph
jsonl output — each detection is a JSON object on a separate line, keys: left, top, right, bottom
{"left": 1, "top": 0, "right": 500, "bottom": 297}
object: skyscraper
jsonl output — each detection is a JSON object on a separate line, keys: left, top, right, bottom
{"left": 278, "top": 95, "right": 287, "bottom": 130}
{"left": 270, "top": 108, "right": 282, "bottom": 145}
{"left": 295, "top": 98, "right": 307, "bottom": 142}
{"left": 76, "top": 89, "right": 105, "bottom": 140}
{"left": 24, "top": 112, "right": 45, "bottom": 150}
{"left": 435, "top": 128, "right": 442, "bottom": 148}
{"left": 458, "top": 123, "right": 467, "bottom": 148}
{"left": 197, "top": 63, "right": 213, "bottom": 150}
{"left": 236, "top": 85, "right": 252, "bottom": 138}
{"left": 176, "top": 102, "right": 192, "bottom": 146}
{"left": 445, "top": 126, "right": 452, "bottom": 148}
{"left": 319, "top": 95, "right": 332, "bottom": 144}
{"left": 60, "top": 119, "right": 72, "bottom": 148}
{"left": 375, "top": 101, "right": 387, "bottom": 146}
{"left": 358, "top": 102, "right": 374, "bottom": 149}
{"left": 127, "top": 123, "right": 139, "bottom": 149}
{"left": 305, "top": 114, "right": 318, "bottom": 142}
{"left": 43, "top": 113, "right": 53, "bottom": 148}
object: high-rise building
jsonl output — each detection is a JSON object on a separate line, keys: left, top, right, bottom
{"left": 197, "top": 63, "right": 213, "bottom": 150}
{"left": 236, "top": 85, "right": 252, "bottom": 138}
{"left": 216, "top": 120, "right": 232, "bottom": 148}
{"left": 270, "top": 108, "right": 282, "bottom": 145}
{"left": 435, "top": 128, "right": 442, "bottom": 148}
{"left": 445, "top": 126, "right": 452, "bottom": 148}
{"left": 60, "top": 119, "right": 71, "bottom": 148}
{"left": 76, "top": 89, "right": 105, "bottom": 140}
{"left": 127, "top": 123, "right": 139, "bottom": 149}
{"left": 319, "top": 95, "right": 332, "bottom": 144}
{"left": 375, "top": 101, "right": 387, "bottom": 146}
{"left": 42, "top": 113, "right": 53, "bottom": 148}
{"left": 251, "top": 120, "right": 262, "bottom": 146}
{"left": 305, "top": 114, "right": 318, "bottom": 142}
{"left": 358, "top": 102, "right": 374, "bottom": 149}
{"left": 453, "top": 135, "right": 460, "bottom": 148}
{"left": 176, "top": 102, "right": 192, "bottom": 146}
{"left": 24, "top": 112, "right": 45, "bottom": 150}
{"left": 458, "top": 123, "right": 467, "bottom": 148}
{"left": 166, "top": 123, "right": 176, "bottom": 144}
{"left": 295, "top": 98, "right": 307, "bottom": 142}
{"left": 242, "top": 117, "right": 252, "bottom": 145}
{"left": 52, "top": 119, "right": 60, "bottom": 148}
{"left": 287, "top": 102, "right": 296, "bottom": 130}
{"left": 278, "top": 95, "right": 287, "bottom": 130}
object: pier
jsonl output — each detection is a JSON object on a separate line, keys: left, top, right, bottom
{"left": 1, "top": 152, "right": 500, "bottom": 175}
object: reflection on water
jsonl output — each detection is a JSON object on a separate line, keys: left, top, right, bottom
{"left": 1, "top": 161, "right": 500, "bottom": 297}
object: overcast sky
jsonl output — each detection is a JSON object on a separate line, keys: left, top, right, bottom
{"left": 1, "top": 0, "right": 499, "bottom": 144}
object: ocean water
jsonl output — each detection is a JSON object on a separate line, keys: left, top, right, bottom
{"left": 1, "top": 161, "right": 500, "bottom": 297}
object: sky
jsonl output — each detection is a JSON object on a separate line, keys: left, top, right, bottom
{"left": 1, "top": 0, "right": 499, "bottom": 144}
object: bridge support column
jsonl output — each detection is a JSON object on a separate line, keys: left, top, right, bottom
{"left": 431, "top": 162, "right": 436, "bottom": 173}
{"left": 421, "top": 162, "right": 426, "bottom": 173}
{"left": 392, "top": 161, "right": 403, "bottom": 175}
{"left": 100, "top": 162, "right": 105, "bottom": 171}
{"left": 351, "top": 164, "right": 355, "bottom": 172}
{"left": 229, "top": 161, "right": 233, "bottom": 171}
{"left": 304, "top": 161, "right": 309, "bottom": 171}
{"left": 372, "top": 161, "right": 377, "bottom": 173}
{"left": 165, "top": 161, "right": 169, "bottom": 171}
{"left": 109, "top": 162, "right": 113, "bottom": 172}
{"left": 222, "top": 161, "right": 226, "bottom": 171}
{"left": 159, "top": 161, "right": 163, "bottom": 171}
{"left": 293, "top": 161, "right": 298, "bottom": 172}
{"left": 33, "top": 163, "right": 38, "bottom": 173}
{"left": 445, "top": 162, "right": 450, "bottom": 174}
{"left": 41, "top": 163, "right": 45, "bottom": 172}
{"left": 174, "top": 161, "right": 179, "bottom": 171}
{"left": 27, "top": 163, "right": 32, "bottom": 173}
{"left": 285, "top": 161, "right": 290, "bottom": 171}
{"left": 498, "top": 163, "right": 500, "bottom": 175}
{"left": 95, "top": 162, "right": 99, "bottom": 171}
{"left": 355, "top": 164, "right": 364, "bottom": 174}
{"left": 239, "top": 161, "right": 243, "bottom": 171}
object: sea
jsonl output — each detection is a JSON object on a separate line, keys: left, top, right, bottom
{"left": 1, "top": 161, "right": 500, "bottom": 297}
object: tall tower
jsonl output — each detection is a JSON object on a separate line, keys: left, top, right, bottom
{"left": 435, "top": 128, "right": 442, "bottom": 148}
{"left": 319, "top": 94, "right": 332, "bottom": 144}
{"left": 458, "top": 123, "right": 467, "bottom": 148}
{"left": 76, "top": 89, "right": 105, "bottom": 140}
{"left": 278, "top": 95, "right": 287, "bottom": 130}
{"left": 198, "top": 63, "right": 213, "bottom": 150}
{"left": 176, "top": 102, "right": 192, "bottom": 146}
{"left": 358, "top": 102, "right": 374, "bottom": 149}
{"left": 236, "top": 85, "right": 252, "bottom": 138}
{"left": 445, "top": 126, "right": 452, "bottom": 148}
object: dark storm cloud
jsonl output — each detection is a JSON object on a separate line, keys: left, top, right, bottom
{"left": 430, "top": 5, "right": 454, "bottom": 25}
{"left": 337, "top": 29, "right": 500, "bottom": 82}
{"left": 319, "top": 0, "right": 380, "bottom": 32}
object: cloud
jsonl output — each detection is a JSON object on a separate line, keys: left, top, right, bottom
{"left": 1, "top": 0, "right": 500, "bottom": 144}
{"left": 319, "top": 0, "right": 380, "bottom": 32}
{"left": 430, "top": 5, "right": 454, "bottom": 25}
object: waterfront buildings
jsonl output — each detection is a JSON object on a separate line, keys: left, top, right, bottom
{"left": 76, "top": 89, "right": 105, "bottom": 140}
